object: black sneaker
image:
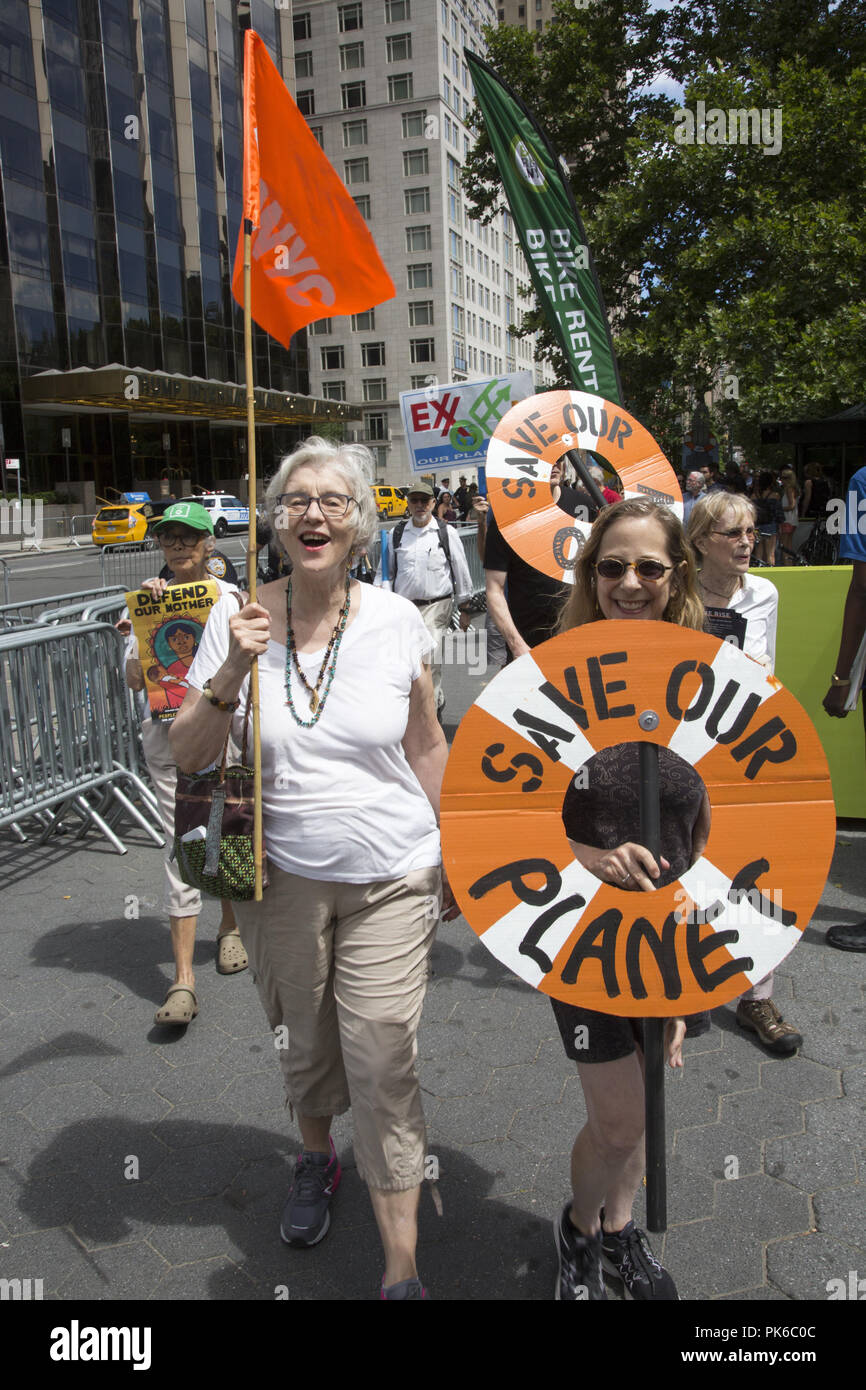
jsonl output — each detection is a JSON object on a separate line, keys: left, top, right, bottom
{"left": 601, "top": 1216, "right": 678, "bottom": 1300}
{"left": 553, "top": 1203, "right": 606, "bottom": 1300}
{"left": 280, "top": 1138, "right": 341, "bottom": 1247}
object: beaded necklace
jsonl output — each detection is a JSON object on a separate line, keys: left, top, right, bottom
{"left": 284, "top": 570, "right": 352, "bottom": 727}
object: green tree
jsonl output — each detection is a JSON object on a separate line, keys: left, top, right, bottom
{"left": 464, "top": 0, "right": 866, "bottom": 463}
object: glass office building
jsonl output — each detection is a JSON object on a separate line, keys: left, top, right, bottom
{"left": 0, "top": 0, "right": 350, "bottom": 499}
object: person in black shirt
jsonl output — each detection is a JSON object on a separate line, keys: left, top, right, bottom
{"left": 483, "top": 458, "right": 597, "bottom": 658}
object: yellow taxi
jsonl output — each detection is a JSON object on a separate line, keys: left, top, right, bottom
{"left": 371, "top": 485, "right": 408, "bottom": 519}
{"left": 91, "top": 501, "right": 153, "bottom": 547}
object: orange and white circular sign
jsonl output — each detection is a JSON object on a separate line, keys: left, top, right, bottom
{"left": 441, "top": 621, "right": 835, "bottom": 1016}
{"left": 486, "top": 390, "right": 683, "bottom": 583}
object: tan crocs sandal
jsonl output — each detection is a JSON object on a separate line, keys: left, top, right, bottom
{"left": 154, "top": 985, "right": 198, "bottom": 1026}
{"left": 217, "top": 930, "right": 248, "bottom": 975}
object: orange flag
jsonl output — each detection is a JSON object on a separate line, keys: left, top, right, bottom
{"left": 231, "top": 29, "right": 396, "bottom": 347}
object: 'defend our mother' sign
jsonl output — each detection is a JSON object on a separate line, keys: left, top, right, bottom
{"left": 441, "top": 622, "right": 836, "bottom": 1017}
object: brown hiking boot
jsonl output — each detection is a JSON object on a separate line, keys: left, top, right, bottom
{"left": 736, "top": 999, "right": 802, "bottom": 1056}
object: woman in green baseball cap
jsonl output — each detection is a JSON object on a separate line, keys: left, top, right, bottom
{"left": 120, "top": 502, "right": 247, "bottom": 1025}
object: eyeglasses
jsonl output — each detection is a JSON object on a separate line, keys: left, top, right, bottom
{"left": 594, "top": 558, "right": 676, "bottom": 581}
{"left": 712, "top": 527, "right": 756, "bottom": 541}
{"left": 277, "top": 493, "right": 356, "bottom": 518}
{"left": 158, "top": 530, "right": 203, "bottom": 549}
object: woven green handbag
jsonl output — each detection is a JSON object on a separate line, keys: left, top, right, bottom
{"left": 173, "top": 689, "right": 267, "bottom": 900}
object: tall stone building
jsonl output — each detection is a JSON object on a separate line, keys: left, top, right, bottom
{"left": 297, "top": 0, "right": 553, "bottom": 482}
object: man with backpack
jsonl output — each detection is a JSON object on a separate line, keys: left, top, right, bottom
{"left": 376, "top": 482, "right": 474, "bottom": 715}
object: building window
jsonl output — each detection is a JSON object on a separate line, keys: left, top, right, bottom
{"left": 338, "top": 3, "right": 363, "bottom": 31}
{"left": 365, "top": 411, "right": 388, "bottom": 440}
{"left": 352, "top": 309, "right": 375, "bottom": 330}
{"left": 341, "top": 82, "right": 366, "bottom": 109}
{"left": 386, "top": 33, "right": 412, "bottom": 62}
{"left": 322, "top": 381, "right": 346, "bottom": 400}
{"left": 340, "top": 42, "right": 365, "bottom": 70}
{"left": 409, "top": 301, "right": 434, "bottom": 326}
{"left": 452, "top": 304, "right": 464, "bottom": 333}
{"left": 321, "top": 345, "right": 345, "bottom": 370}
{"left": 411, "top": 375, "right": 433, "bottom": 389}
{"left": 448, "top": 192, "right": 461, "bottom": 223}
{"left": 385, "top": 0, "right": 410, "bottom": 19}
{"left": 293, "top": 13, "right": 311, "bottom": 41}
{"left": 449, "top": 229, "right": 462, "bottom": 260}
{"left": 310, "top": 319, "right": 331, "bottom": 335}
{"left": 404, "top": 187, "right": 430, "bottom": 214}
{"left": 447, "top": 155, "right": 460, "bottom": 187}
{"left": 407, "top": 262, "right": 433, "bottom": 288}
{"left": 343, "top": 119, "right": 368, "bottom": 147}
{"left": 308, "top": 126, "right": 324, "bottom": 147}
{"left": 405, "top": 225, "right": 432, "bottom": 251}
{"left": 344, "top": 157, "right": 369, "bottom": 184}
{"left": 450, "top": 262, "right": 463, "bottom": 295}
{"left": 297, "top": 90, "right": 315, "bottom": 116}
{"left": 401, "top": 110, "right": 426, "bottom": 138}
{"left": 361, "top": 341, "right": 386, "bottom": 366}
{"left": 388, "top": 74, "right": 413, "bottom": 101}
{"left": 410, "top": 338, "right": 435, "bottom": 363}
{"left": 403, "top": 148, "right": 429, "bottom": 177}
{"left": 296, "top": 51, "right": 313, "bottom": 78}
{"left": 352, "top": 194, "right": 371, "bottom": 218}
{"left": 363, "top": 378, "right": 387, "bottom": 401}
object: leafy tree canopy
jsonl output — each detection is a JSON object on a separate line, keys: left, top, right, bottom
{"left": 463, "top": 0, "right": 866, "bottom": 461}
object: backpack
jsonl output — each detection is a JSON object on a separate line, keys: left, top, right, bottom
{"left": 391, "top": 517, "right": 456, "bottom": 591}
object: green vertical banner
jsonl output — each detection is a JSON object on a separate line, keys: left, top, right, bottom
{"left": 466, "top": 51, "right": 622, "bottom": 405}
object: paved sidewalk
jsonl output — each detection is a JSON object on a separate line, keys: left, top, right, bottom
{"left": 1, "top": 659, "right": 864, "bottom": 1302}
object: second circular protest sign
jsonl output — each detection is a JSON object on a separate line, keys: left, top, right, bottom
{"left": 485, "top": 389, "right": 683, "bottom": 583}
{"left": 441, "top": 622, "right": 836, "bottom": 1017}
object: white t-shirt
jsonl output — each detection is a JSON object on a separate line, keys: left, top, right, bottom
{"left": 186, "top": 583, "right": 441, "bottom": 882}
{"left": 729, "top": 572, "right": 778, "bottom": 672}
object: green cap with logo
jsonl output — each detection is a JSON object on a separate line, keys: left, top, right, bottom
{"left": 151, "top": 501, "right": 214, "bottom": 535}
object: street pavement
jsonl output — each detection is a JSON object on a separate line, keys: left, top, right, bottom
{"left": 1, "top": 627, "right": 864, "bottom": 1306}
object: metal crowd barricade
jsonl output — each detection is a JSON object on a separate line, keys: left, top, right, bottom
{"left": 35, "top": 588, "right": 127, "bottom": 626}
{"left": 22, "top": 516, "right": 69, "bottom": 551}
{"left": 99, "top": 540, "right": 159, "bottom": 593}
{"left": 70, "top": 513, "right": 97, "bottom": 547}
{"left": 0, "top": 558, "right": 9, "bottom": 605}
{"left": 0, "top": 620, "right": 163, "bottom": 852}
{"left": 0, "top": 587, "right": 126, "bottom": 631}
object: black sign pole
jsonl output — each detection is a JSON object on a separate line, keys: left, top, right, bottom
{"left": 638, "top": 738, "right": 667, "bottom": 1233}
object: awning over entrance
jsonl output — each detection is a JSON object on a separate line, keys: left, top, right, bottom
{"left": 21, "top": 365, "right": 360, "bottom": 426}
{"left": 761, "top": 404, "right": 866, "bottom": 447}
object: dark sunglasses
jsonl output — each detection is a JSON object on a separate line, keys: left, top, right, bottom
{"left": 594, "top": 558, "right": 676, "bottom": 581}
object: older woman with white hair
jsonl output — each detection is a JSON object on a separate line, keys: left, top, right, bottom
{"left": 170, "top": 438, "right": 454, "bottom": 1300}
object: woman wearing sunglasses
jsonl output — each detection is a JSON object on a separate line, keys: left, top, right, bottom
{"left": 686, "top": 492, "right": 802, "bottom": 1057}
{"left": 550, "top": 499, "right": 706, "bottom": 1301}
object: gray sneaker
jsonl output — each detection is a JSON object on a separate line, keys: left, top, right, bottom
{"left": 280, "top": 1138, "right": 341, "bottom": 1247}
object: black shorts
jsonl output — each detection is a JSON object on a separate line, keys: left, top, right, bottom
{"left": 551, "top": 999, "right": 644, "bottom": 1064}
{"left": 551, "top": 1001, "right": 712, "bottom": 1062}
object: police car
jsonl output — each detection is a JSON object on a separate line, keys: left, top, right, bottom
{"left": 178, "top": 492, "right": 249, "bottom": 538}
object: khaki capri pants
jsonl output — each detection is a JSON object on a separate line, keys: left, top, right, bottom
{"left": 232, "top": 862, "right": 441, "bottom": 1192}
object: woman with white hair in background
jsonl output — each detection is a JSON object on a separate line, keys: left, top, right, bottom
{"left": 170, "top": 437, "right": 456, "bottom": 1300}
